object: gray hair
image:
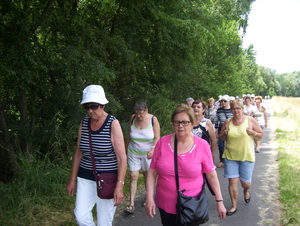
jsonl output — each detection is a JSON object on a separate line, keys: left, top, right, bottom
{"left": 186, "top": 97, "right": 194, "bottom": 102}
{"left": 133, "top": 101, "right": 148, "bottom": 110}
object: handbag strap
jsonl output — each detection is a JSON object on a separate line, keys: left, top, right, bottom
{"left": 173, "top": 135, "right": 180, "bottom": 191}
{"left": 173, "top": 134, "right": 215, "bottom": 195}
{"left": 88, "top": 118, "right": 98, "bottom": 181}
{"left": 247, "top": 116, "right": 252, "bottom": 129}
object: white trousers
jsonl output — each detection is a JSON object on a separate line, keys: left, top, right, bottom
{"left": 74, "top": 177, "right": 116, "bottom": 226}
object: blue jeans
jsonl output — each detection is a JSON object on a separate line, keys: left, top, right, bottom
{"left": 218, "top": 138, "right": 225, "bottom": 162}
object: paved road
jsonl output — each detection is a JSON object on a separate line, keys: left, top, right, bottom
{"left": 113, "top": 99, "right": 281, "bottom": 226}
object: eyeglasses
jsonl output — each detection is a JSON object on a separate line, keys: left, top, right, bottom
{"left": 135, "top": 110, "right": 145, "bottom": 115}
{"left": 172, "top": 121, "right": 191, "bottom": 127}
{"left": 83, "top": 103, "right": 101, "bottom": 110}
{"left": 232, "top": 107, "right": 242, "bottom": 110}
{"left": 192, "top": 105, "right": 202, "bottom": 109}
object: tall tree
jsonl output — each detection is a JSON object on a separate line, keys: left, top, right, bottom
{"left": 0, "top": 0, "right": 256, "bottom": 177}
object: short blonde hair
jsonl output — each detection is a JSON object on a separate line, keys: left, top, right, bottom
{"left": 207, "top": 98, "right": 215, "bottom": 103}
{"left": 171, "top": 104, "right": 195, "bottom": 125}
{"left": 255, "top": 96, "right": 263, "bottom": 102}
{"left": 230, "top": 100, "right": 244, "bottom": 109}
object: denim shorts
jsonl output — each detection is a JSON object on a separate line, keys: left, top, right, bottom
{"left": 223, "top": 159, "right": 255, "bottom": 183}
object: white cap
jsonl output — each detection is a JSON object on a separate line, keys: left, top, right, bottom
{"left": 221, "top": 95, "right": 230, "bottom": 102}
{"left": 80, "top": 85, "right": 109, "bottom": 105}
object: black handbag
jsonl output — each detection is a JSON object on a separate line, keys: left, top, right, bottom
{"left": 88, "top": 118, "right": 117, "bottom": 199}
{"left": 174, "top": 135, "right": 209, "bottom": 226}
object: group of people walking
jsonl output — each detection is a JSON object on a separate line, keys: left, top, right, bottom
{"left": 66, "top": 84, "right": 266, "bottom": 226}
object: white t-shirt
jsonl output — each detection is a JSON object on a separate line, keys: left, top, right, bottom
{"left": 243, "top": 105, "right": 257, "bottom": 116}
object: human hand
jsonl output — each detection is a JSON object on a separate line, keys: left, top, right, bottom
{"left": 114, "top": 186, "right": 124, "bottom": 206}
{"left": 246, "top": 128, "right": 256, "bottom": 136}
{"left": 145, "top": 198, "right": 156, "bottom": 219}
{"left": 66, "top": 181, "right": 76, "bottom": 197}
{"left": 224, "top": 129, "right": 230, "bottom": 135}
{"left": 217, "top": 202, "right": 227, "bottom": 219}
{"left": 147, "top": 150, "right": 154, "bottom": 159}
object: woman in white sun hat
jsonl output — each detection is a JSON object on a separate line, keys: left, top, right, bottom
{"left": 66, "top": 84, "right": 127, "bottom": 226}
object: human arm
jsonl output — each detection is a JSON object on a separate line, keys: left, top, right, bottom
{"left": 145, "top": 168, "right": 158, "bottom": 219}
{"left": 111, "top": 119, "right": 127, "bottom": 206}
{"left": 246, "top": 117, "right": 264, "bottom": 140}
{"left": 125, "top": 115, "right": 134, "bottom": 154}
{"left": 214, "top": 110, "right": 221, "bottom": 138}
{"left": 205, "top": 170, "right": 227, "bottom": 219}
{"left": 206, "top": 119, "right": 217, "bottom": 159}
{"left": 147, "top": 116, "right": 160, "bottom": 159}
{"left": 66, "top": 122, "right": 83, "bottom": 197}
{"left": 263, "top": 107, "right": 268, "bottom": 128}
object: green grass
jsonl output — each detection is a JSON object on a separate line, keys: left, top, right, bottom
{"left": 272, "top": 97, "right": 300, "bottom": 225}
{"left": 0, "top": 156, "right": 77, "bottom": 226}
{"left": 0, "top": 152, "right": 146, "bottom": 226}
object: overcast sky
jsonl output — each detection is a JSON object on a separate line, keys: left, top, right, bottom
{"left": 242, "top": 0, "right": 300, "bottom": 74}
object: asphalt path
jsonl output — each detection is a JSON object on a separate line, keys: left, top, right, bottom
{"left": 113, "top": 99, "right": 281, "bottom": 226}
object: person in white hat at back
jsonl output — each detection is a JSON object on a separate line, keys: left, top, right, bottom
{"left": 66, "top": 84, "right": 127, "bottom": 226}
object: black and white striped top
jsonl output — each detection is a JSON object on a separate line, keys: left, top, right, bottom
{"left": 214, "top": 108, "right": 233, "bottom": 132}
{"left": 78, "top": 115, "right": 118, "bottom": 180}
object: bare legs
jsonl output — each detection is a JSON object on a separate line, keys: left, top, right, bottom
{"left": 129, "top": 170, "right": 139, "bottom": 207}
{"left": 228, "top": 178, "right": 251, "bottom": 212}
{"left": 126, "top": 170, "right": 148, "bottom": 210}
{"left": 255, "top": 140, "right": 261, "bottom": 153}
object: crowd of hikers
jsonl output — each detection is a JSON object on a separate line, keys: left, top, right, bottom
{"left": 67, "top": 84, "right": 268, "bottom": 225}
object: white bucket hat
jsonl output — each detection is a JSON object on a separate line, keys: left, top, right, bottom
{"left": 80, "top": 85, "right": 109, "bottom": 105}
{"left": 221, "top": 94, "right": 230, "bottom": 102}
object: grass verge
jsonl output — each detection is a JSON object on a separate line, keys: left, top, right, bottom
{"left": 272, "top": 97, "right": 300, "bottom": 225}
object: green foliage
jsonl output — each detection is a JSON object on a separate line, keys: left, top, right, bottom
{"left": 2, "top": 1, "right": 300, "bottom": 224}
{"left": 0, "top": 0, "right": 268, "bottom": 181}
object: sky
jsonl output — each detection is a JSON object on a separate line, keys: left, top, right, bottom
{"left": 242, "top": 0, "right": 300, "bottom": 74}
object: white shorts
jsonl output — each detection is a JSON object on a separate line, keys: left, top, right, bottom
{"left": 128, "top": 155, "right": 152, "bottom": 172}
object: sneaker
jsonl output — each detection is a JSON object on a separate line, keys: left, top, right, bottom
{"left": 255, "top": 147, "right": 260, "bottom": 153}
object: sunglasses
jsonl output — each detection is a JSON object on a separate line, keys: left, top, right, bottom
{"left": 220, "top": 100, "right": 227, "bottom": 102}
{"left": 83, "top": 103, "right": 102, "bottom": 110}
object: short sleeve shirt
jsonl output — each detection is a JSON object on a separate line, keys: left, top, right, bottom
{"left": 150, "top": 134, "right": 215, "bottom": 214}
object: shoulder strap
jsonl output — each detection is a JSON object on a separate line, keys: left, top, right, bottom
{"left": 226, "top": 118, "right": 232, "bottom": 130}
{"left": 131, "top": 114, "right": 136, "bottom": 125}
{"left": 174, "top": 135, "right": 180, "bottom": 191}
{"left": 151, "top": 115, "right": 154, "bottom": 126}
{"left": 247, "top": 116, "right": 252, "bottom": 129}
{"left": 88, "top": 118, "right": 98, "bottom": 181}
{"left": 223, "top": 108, "right": 228, "bottom": 119}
